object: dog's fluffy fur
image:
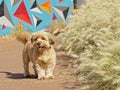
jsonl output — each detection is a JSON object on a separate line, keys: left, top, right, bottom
{"left": 17, "top": 31, "right": 56, "bottom": 79}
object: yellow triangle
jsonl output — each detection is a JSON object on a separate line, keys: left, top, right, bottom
{"left": 16, "top": 22, "right": 23, "bottom": 29}
{"left": 40, "top": 0, "right": 51, "bottom": 14}
{"left": 30, "top": 0, "right": 34, "bottom": 3}
{"left": 70, "top": 7, "right": 74, "bottom": 11}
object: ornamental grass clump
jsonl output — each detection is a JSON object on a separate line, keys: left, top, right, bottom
{"left": 0, "top": 27, "right": 26, "bottom": 39}
{"left": 48, "top": 21, "right": 66, "bottom": 35}
{"left": 60, "top": 0, "right": 120, "bottom": 90}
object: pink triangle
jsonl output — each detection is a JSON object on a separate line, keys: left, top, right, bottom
{"left": 14, "top": 1, "right": 32, "bottom": 25}
{"left": 2, "top": 24, "right": 6, "bottom": 30}
{"left": 52, "top": 14, "right": 57, "bottom": 20}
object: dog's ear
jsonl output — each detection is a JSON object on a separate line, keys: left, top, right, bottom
{"left": 49, "top": 38, "right": 55, "bottom": 45}
{"left": 31, "top": 35, "right": 38, "bottom": 43}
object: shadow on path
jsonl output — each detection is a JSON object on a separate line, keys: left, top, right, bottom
{"left": 0, "top": 71, "right": 36, "bottom": 79}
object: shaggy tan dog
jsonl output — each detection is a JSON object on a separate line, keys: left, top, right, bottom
{"left": 16, "top": 31, "right": 56, "bottom": 79}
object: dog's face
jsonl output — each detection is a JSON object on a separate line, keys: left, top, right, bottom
{"left": 31, "top": 34, "right": 54, "bottom": 51}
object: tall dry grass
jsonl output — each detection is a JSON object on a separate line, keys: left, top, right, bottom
{"left": 60, "top": 0, "right": 120, "bottom": 90}
{"left": 0, "top": 27, "right": 26, "bottom": 40}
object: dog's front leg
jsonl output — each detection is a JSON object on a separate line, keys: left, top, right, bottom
{"left": 35, "top": 64, "right": 45, "bottom": 80}
{"left": 46, "top": 67, "right": 54, "bottom": 79}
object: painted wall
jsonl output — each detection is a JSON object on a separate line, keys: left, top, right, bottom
{"left": 0, "top": 0, "right": 74, "bottom": 36}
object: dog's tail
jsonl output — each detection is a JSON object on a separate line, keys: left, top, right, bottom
{"left": 16, "top": 31, "right": 31, "bottom": 44}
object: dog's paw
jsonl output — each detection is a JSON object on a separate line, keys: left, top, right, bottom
{"left": 37, "top": 76, "right": 45, "bottom": 80}
{"left": 46, "top": 75, "right": 55, "bottom": 79}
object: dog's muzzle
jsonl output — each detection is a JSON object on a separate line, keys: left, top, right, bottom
{"left": 38, "top": 46, "right": 45, "bottom": 50}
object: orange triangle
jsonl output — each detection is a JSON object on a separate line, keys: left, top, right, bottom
{"left": 40, "top": 0, "right": 51, "bottom": 14}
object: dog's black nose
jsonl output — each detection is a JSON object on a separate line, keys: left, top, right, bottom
{"left": 37, "top": 42, "right": 41, "bottom": 45}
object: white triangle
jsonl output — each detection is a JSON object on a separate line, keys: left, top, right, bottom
{"left": 11, "top": 0, "right": 14, "bottom": 6}
{"left": 52, "top": 6, "right": 65, "bottom": 22}
{"left": 32, "top": 15, "right": 37, "bottom": 27}
{"left": 31, "top": 7, "right": 43, "bottom": 14}
{"left": 0, "top": 16, "right": 13, "bottom": 27}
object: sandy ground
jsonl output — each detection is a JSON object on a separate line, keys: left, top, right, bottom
{"left": 0, "top": 39, "right": 79, "bottom": 90}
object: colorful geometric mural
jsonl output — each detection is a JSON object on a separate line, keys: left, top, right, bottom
{"left": 0, "top": 0, "right": 74, "bottom": 36}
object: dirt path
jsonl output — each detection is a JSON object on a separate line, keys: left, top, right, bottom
{"left": 0, "top": 39, "right": 79, "bottom": 90}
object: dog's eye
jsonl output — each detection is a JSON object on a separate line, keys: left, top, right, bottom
{"left": 42, "top": 37, "right": 45, "bottom": 40}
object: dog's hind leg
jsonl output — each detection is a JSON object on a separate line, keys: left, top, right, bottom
{"left": 23, "top": 55, "right": 31, "bottom": 78}
{"left": 33, "top": 65, "right": 38, "bottom": 77}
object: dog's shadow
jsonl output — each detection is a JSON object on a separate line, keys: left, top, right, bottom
{"left": 0, "top": 71, "right": 36, "bottom": 79}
